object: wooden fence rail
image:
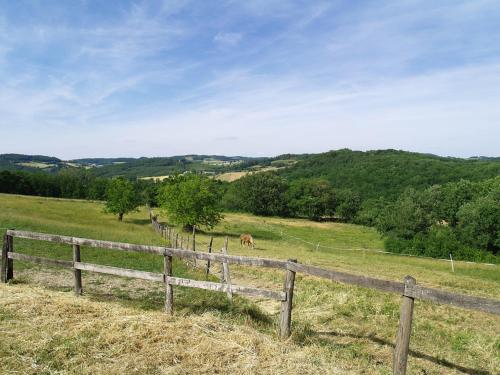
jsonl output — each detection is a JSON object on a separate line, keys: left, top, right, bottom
{"left": 2, "top": 228, "right": 499, "bottom": 375}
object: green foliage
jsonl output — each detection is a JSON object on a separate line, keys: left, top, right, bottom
{"left": 104, "top": 178, "right": 140, "bottom": 221}
{"left": 280, "top": 149, "right": 500, "bottom": 200}
{"left": 376, "top": 188, "right": 433, "bottom": 240}
{"left": 377, "top": 177, "right": 500, "bottom": 261}
{"left": 354, "top": 198, "right": 388, "bottom": 226}
{"left": 286, "top": 179, "right": 336, "bottom": 220}
{"left": 457, "top": 194, "right": 500, "bottom": 252}
{"left": 158, "top": 174, "right": 223, "bottom": 229}
{"left": 229, "top": 172, "right": 289, "bottom": 216}
{"left": 336, "top": 189, "right": 361, "bottom": 221}
{"left": 0, "top": 169, "right": 109, "bottom": 200}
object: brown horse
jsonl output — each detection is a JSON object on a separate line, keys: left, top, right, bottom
{"left": 240, "top": 233, "right": 254, "bottom": 249}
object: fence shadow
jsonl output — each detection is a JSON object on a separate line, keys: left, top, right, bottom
{"left": 313, "top": 330, "right": 490, "bottom": 375}
{"left": 128, "top": 218, "right": 152, "bottom": 225}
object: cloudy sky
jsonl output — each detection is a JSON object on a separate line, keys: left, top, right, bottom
{"left": 1, "top": 0, "right": 499, "bottom": 159}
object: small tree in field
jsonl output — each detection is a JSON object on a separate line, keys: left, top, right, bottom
{"left": 158, "top": 174, "right": 223, "bottom": 230}
{"left": 104, "top": 177, "right": 139, "bottom": 221}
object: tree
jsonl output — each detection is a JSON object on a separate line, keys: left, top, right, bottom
{"left": 158, "top": 174, "right": 223, "bottom": 230}
{"left": 232, "top": 172, "right": 289, "bottom": 216}
{"left": 376, "top": 188, "right": 431, "bottom": 239}
{"left": 336, "top": 189, "right": 361, "bottom": 221}
{"left": 457, "top": 195, "right": 500, "bottom": 253}
{"left": 286, "top": 179, "right": 336, "bottom": 220}
{"left": 104, "top": 178, "right": 140, "bottom": 221}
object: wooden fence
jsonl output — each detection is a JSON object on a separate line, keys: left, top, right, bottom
{"left": 2, "top": 228, "right": 499, "bottom": 375}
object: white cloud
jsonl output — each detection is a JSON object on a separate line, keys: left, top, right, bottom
{"left": 213, "top": 32, "right": 242, "bottom": 46}
{"left": 0, "top": 1, "right": 499, "bottom": 158}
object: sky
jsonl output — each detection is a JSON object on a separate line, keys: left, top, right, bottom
{"left": 0, "top": 0, "right": 499, "bottom": 159}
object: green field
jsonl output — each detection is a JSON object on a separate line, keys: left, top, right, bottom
{"left": 0, "top": 193, "right": 499, "bottom": 374}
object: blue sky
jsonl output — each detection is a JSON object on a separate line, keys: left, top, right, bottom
{"left": 1, "top": 0, "right": 499, "bottom": 158}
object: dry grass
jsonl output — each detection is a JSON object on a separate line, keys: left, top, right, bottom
{"left": 16, "top": 162, "right": 55, "bottom": 169}
{"left": 214, "top": 172, "right": 248, "bottom": 182}
{"left": 0, "top": 282, "right": 345, "bottom": 375}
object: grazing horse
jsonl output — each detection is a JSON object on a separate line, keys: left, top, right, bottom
{"left": 240, "top": 234, "right": 254, "bottom": 249}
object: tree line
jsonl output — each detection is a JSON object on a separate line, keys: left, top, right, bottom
{"left": 0, "top": 168, "right": 498, "bottom": 262}
{"left": 372, "top": 177, "right": 500, "bottom": 262}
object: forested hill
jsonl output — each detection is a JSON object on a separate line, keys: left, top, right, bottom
{"left": 2, "top": 150, "right": 500, "bottom": 201}
{"left": 278, "top": 149, "right": 500, "bottom": 200}
{"left": 0, "top": 154, "right": 64, "bottom": 173}
{"left": 88, "top": 155, "right": 256, "bottom": 178}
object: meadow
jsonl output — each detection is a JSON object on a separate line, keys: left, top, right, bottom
{"left": 0, "top": 193, "right": 498, "bottom": 374}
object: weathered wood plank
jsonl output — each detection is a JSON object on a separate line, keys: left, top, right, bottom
{"left": 166, "top": 276, "right": 285, "bottom": 301}
{"left": 6, "top": 235, "right": 13, "bottom": 280}
{"left": 192, "top": 226, "right": 196, "bottom": 252}
{"left": 163, "top": 247, "right": 288, "bottom": 269}
{"left": 164, "top": 255, "right": 173, "bottom": 314}
{"left": 1, "top": 234, "right": 9, "bottom": 283}
{"left": 206, "top": 236, "right": 213, "bottom": 276}
{"left": 393, "top": 276, "right": 416, "bottom": 375}
{"left": 74, "top": 262, "right": 164, "bottom": 282}
{"left": 7, "top": 230, "right": 288, "bottom": 269}
{"left": 288, "top": 262, "right": 404, "bottom": 294}
{"left": 280, "top": 259, "right": 297, "bottom": 338}
{"left": 73, "top": 244, "right": 82, "bottom": 296}
{"left": 8, "top": 252, "right": 73, "bottom": 268}
{"left": 221, "top": 237, "right": 232, "bottom": 302}
{"left": 405, "top": 285, "right": 500, "bottom": 315}
{"left": 8, "top": 230, "right": 165, "bottom": 254}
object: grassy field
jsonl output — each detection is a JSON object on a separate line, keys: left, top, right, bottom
{"left": 0, "top": 193, "right": 499, "bottom": 374}
{"left": 215, "top": 171, "right": 248, "bottom": 182}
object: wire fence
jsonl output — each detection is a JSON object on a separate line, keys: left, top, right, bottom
{"left": 258, "top": 221, "right": 497, "bottom": 267}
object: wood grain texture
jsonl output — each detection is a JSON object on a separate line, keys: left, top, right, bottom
{"left": 164, "top": 255, "right": 173, "bottom": 314}
{"left": 280, "top": 259, "right": 297, "bottom": 338}
{"left": 393, "top": 276, "right": 416, "bottom": 375}
{"left": 404, "top": 285, "right": 500, "bottom": 315}
{"left": 8, "top": 252, "right": 73, "bottom": 268}
{"left": 166, "top": 276, "right": 285, "bottom": 300}
{"left": 73, "top": 244, "right": 82, "bottom": 296}
{"left": 288, "top": 262, "right": 404, "bottom": 294}
{"left": 1, "top": 234, "right": 10, "bottom": 283}
{"left": 74, "top": 262, "right": 164, "bottom": 282}
{"left": 221, "top": 237, "right": 232, "bottom": 302}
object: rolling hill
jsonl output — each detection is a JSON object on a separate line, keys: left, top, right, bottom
{"left": 278, "top": 149, "right": 500, "bottom": 199}
{"left": 1, "top": 150, "right": 500, "bottom": 201}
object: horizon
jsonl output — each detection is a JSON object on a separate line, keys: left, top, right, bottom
{"left": 1, "top": 1, "right": 500, "bottom": 158}
{"left": 2, "top": 147, "right": 499, "bottom": 161}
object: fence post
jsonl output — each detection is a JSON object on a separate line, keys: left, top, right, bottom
{"left": 72, "top": 244, "right": 82, "bottom": 295}
{"left": 6, "top": 233, "right": 13, "bottom": 281}
{"left": 164, "top": 251, "right": 173, "bottom": 314}
{"left": 192, "top": 226, "right": 196, "bottom": 252}
{"left": 1, "top": 233, "right": 9, "bottom": 283}
{"left": 280, "top": 259, "right": 297, "bottom": 339}
{"left": 221, "top": 237, "right": 232, "bottom": 303}
{"left": 205, "top": 236, "right": 213, "bottom": 276}
{"left": 393, "top": 276, "right": 416, "bottom": 375}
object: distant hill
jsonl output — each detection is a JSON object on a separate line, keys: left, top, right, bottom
{"left": 2, "top": 150, "right": 499, "bottom": 200}
{"left": 88, "top": 155, "right": 257, "bottom": 178}
{"left": 0, "top": 154, "right": 65, "bottom": 173}
{"left": 0, "top": 153, "right": 259, "bottom": 178}
{"left": 279, "top": 149, "right": 500, "bottom": 199}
